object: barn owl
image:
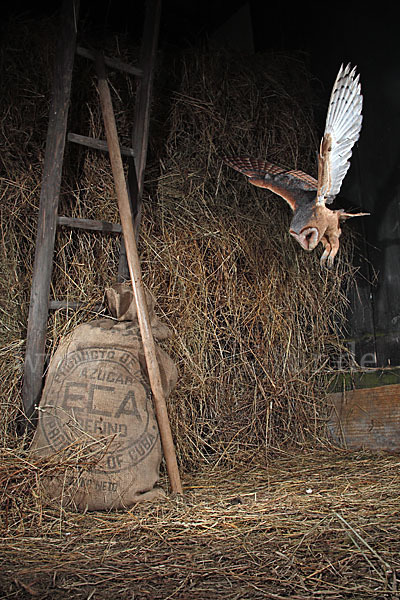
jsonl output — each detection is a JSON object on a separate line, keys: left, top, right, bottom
{"left": 224, "top": 64, "right": 369, "bottom": 267}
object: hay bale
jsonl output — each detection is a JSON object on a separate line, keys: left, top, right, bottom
{"left": 141, "top": 50, "right": 356, "bottom": 466}
{"left": 0, "top": 17, "right": 356, "bottom": 467}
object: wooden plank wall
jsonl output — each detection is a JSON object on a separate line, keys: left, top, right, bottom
{"left": 329, "top": 384, "right": 400, "bottom": 451}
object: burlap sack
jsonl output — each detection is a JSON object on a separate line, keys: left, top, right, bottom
{"left": 30, "top": 283, "right": 178, "bottom": 511}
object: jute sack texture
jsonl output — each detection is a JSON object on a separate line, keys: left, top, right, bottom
{"left": 30, "top": 283, "right": 178, "bottom": 510}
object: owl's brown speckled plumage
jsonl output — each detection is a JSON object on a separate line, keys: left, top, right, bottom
{"left": 224, "top": 64, "right": 369, "bottom": 268}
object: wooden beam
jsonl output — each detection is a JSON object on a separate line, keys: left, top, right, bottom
{"left": 96, "top": 53, "right": 183, "bottom": 495}
{"left": 22, "top": 0, "right": 79, "bottom": 419}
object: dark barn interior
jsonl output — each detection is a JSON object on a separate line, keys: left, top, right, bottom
{"left": 1, "top": 1, "right": 400, "bottom": 598}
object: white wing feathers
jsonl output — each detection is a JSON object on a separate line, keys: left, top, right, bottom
{"left": 317, "top": 64, "right": 363, "bottom": 204}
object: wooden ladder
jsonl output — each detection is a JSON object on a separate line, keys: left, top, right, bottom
{"left": 22, "top": 0, "right": 161, "bottom": 419}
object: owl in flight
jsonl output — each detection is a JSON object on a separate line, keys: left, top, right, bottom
{"left": 224, "top": 64, "right": 369, "bottom": 267}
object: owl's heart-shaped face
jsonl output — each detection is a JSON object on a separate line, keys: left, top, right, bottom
{"left": 289, "top": 203, "right": 331, "bottom": 251}
{"left": 290, "top": 227, "right": 319, "bottom": 251}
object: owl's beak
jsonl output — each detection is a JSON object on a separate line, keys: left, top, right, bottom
{"left": 290, "top": 227, "right": 319, "bottom": 251}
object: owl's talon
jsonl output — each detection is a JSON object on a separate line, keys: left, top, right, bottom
{"left": 320, "top": 253, "right": 335, "bottom": 269}
{"left": 320, "top": 257, "right": 331, "bottom": 269}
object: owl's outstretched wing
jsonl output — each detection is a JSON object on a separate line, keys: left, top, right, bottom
{"left": 317, "top": 64, "right": 363, "bottom": 205}
{"left": 223, "top": 156, "right": 317, "bottom": 211}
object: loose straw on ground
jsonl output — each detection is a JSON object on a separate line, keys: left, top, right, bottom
{"left": 95, "top": 53, "right": 183, "bottom": 495}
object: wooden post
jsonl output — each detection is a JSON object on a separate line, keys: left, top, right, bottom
{"left": 96, "top": 55, "right": 183, "bottom": 495}
{"left": 22, "top": 0, "right": 79, "bottom": 419}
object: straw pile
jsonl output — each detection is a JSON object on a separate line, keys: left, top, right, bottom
{"left": 139, "top": 50, "right": 359, "bottom": 465}
{"left": 2, "top": 448, "right": 400, "bottom": 598}
{"left": 1, "top": 12, "right": 399, "bottom": 600}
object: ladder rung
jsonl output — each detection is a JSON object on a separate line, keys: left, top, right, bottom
{"left": 57, "top": 216, "right": 122, "bottom": 233}
{"left": 76, "top": 46, "right": 143, "bottom": 78}
{"left": 68, "top": 132, "right": 135, "bottom": 157}
{"left": 49, "top": 300, "right": 104, "bottom": 312}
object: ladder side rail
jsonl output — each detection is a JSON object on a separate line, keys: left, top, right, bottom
{"left": 118, "top": 0, "right": 162, "bottom": 281}
{"left": 22, "top": 0, "right": 80, "bottom": 419}
{"left": 130, "top": 0, "right": 162, "bottom": 237}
